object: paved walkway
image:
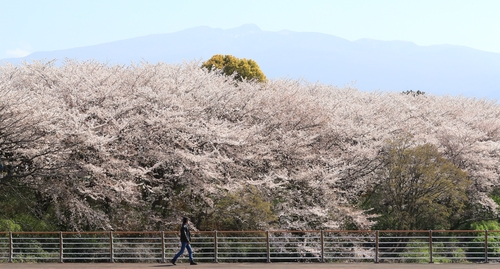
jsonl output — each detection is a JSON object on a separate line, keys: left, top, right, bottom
{"left": 0, "top": 262, "right": 497, "bottom": 269}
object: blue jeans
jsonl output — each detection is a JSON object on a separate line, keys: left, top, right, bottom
{"left": 173, "top": 241, "right": 194, "bottom": 262}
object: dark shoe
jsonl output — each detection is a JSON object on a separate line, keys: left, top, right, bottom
{"left": 190, "top": 261, "right": 198, "bottom": 265}
{"left": 170, "top": 259, "right": 176, "bottom": 265}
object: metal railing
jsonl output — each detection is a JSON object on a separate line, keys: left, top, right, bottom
{"left": 0, "top": 230, "right": 499, "bottom": 263}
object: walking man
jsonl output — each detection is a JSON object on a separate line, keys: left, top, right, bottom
{"left": 171, "top": 217, "right": 197, "bottom": 265}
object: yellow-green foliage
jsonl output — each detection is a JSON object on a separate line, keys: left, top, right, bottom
{"left": 364, "top": 140, "right": 470, "bottom": 230}
{"left": 471, "top": 220, "right": 500, "bottom": 258}
{"left": 201, "top": 186, "right": 276, "bottom": 230}
{"left": 0, "top": 219, "right": 21, "bottom": 232}
{"left": 490, "top": 189, "right": 500, "bottom": 207}
{"left": 202, "top": 54, "right": 267, "bottom": 82}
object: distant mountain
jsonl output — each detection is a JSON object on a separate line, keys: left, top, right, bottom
{"left": 2, "top": 24, "right": 499, "bottom": 100}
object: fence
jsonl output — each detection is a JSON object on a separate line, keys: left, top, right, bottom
{"left": 0, "top": 230, "right": 499, "bottom": 263}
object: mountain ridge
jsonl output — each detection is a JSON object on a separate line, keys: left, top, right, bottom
{"left": 2, "top": 24, "right": 499, "bottom": 100}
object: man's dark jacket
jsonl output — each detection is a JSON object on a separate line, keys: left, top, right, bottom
{"left": 180, "top": 223, "right": 191, "bottom": 242}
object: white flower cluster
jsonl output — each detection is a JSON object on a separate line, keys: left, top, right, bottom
{"left": 1, "top": 60, "right": 499, "bottom": 231}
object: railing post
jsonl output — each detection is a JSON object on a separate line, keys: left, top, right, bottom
{"left": 109, "top": 231, "right": 114, "bottom": 263}
{"left": 429, "top": 230, "right": 433, "bottom": 263}
{"left": 266, "top": 230, "right": 270, "bottom": 263}
{"left": 375, "top": 230, "right": 379, "bottom": 263}
{"left": 214, "top": 230, "right": 218, "bottom": 263}
{"left": 485, "top": 230, "right": 489, "bottom": 263}
{"left": 8, "top": 231, "right": 13, "bottom": 263}
{"left": 161, "top": 231, "right": 166, "bottom": 263}
{"left": 320, "top": 230, "right": 325, "bottom": 263}
{"left": 59, "top": 231, "right": 63, "bottom": 263}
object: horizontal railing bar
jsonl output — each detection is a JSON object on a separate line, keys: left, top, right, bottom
{"left": 114, "top": 257, "right": 161, "bottom": 260}
{"left": 269, "top": 230, "right": 325, "bottom": 233}
{"left": 218, "top": 248, "right": 267, "bottom": 251}
{"left": 114, "top": 239, "right": 162, "bottom": 241}
{"left": 325, "top": 257, "right": 373, "bottom": 261}
{"left": 202, "top": 230, "right": 261, "bottom": 234}
{"left": 270, "top": 256, "right": 322, "bottom": 259}
{"left": 217, "top": 257, "right": 267, "bottom": 261}
{"left": 9, "top": 232, "right": 60, "bottom": 235}
{"left": 218, "top": 242, "right": 266, "bottom": 245}
{"left": 12, "top": 256, "right": 59, "bottom": 259}
{"left": 436, "top": 247, "right": 484, "bottom": 250}
{"left": 324, "top": 249, "right": 372, "bottom": 251}
{"left": 380, "top": 257, "right": 429, "bottom": 260}
{"left": 67, "top": 257, "right": 159, "bottom": 259}
{"left": 378, "top": 241, "right": 428, "bottom": 244}
{"left": 433, "top": 242, "right": 483, "bottom": 245}
{"left": 64, "top": 253, "right": 113, "bottom": 255}
{"left": 114, "top": 253, "right": 162, "bottom": 255}
{"left": 114, "top": 248, "right": 163, "bottom": 251}
{"left": 379, "top": 236, "right": 428, "bottom": 239}
{"left": 113, "top": 243, "right": 162, "bottom": 246}
{"left": 12, "top": 239, "right": 59, "bottom": 241}
{"left": 219, "top": 235, "right": 266, "bottom": 239}
{"left": 433, "top": 237, "right": 479, "bottom": 240}
{"left": 54, "top": 237, "right": 109, "bottom": 239}
{"left": 325, "top": 241, "right": 374, "bottom": 244}
{"left": 218, "top": 252, "right": 268, "bottom": 254}
{"left": 324, "top": 235, "right": 374, "bottom": 238}
{"left": 113, "top": 252, "right": 161, "bottom": 253}
{"left": 324, "top": 250, "right": 373, "bottom": 253}
{"left": 433, "top": 230, "right": 500, "bottom": 233}
{"left": 219, "top": 238, "right": 266, "bottom": 240}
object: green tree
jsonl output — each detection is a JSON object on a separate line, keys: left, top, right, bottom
{"left": 200, "top": 185, "right": 276, "bottom": 230}
{"left": 470, "top": 220, "right": 500, "bottom": 258}
{"left": 490, "top": 188, "right": 500, "bottom": 207}
{"left": 201, "top": 54, "right": 267, "bottom": 82}
{"left": 0, "top": 180, "right": 58, "bottom": 231}
{"left": 363, "top": 141, "right": 470, "bottom": 230}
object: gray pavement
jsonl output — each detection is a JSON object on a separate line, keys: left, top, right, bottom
{"left": 0, "top": 262, "right": 498, "bottom": 269}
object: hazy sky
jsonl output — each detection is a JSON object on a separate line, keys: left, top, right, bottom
{"left": 1, "top": 0, "right": 500, "bottom": 59}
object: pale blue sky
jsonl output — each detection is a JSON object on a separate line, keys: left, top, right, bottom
{"left": 1, "top": 0, "right": 500, "bottom": 59}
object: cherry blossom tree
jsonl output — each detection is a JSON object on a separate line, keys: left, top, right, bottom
{"left": 1, "top": 60, "right": 500, "bottom": 231}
